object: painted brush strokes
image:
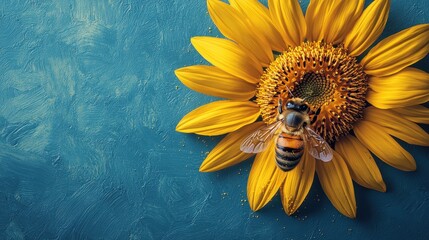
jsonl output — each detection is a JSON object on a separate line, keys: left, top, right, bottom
{"left": 0, "top": 0, "right": 428, "bottom": 239}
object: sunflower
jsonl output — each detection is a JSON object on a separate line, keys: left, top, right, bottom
{"left": 175, "top": 0, "right": 429, "bottom": 218}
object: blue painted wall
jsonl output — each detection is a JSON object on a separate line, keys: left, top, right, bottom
{"left": 0, "top": 0, "right": 428, "bottom": 239}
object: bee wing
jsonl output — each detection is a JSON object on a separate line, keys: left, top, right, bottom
{"left": 303, "top": 126, "right": 333, "bottom": 162}
{"left": 240, "top": 121, "right": 282, "bottom": 153}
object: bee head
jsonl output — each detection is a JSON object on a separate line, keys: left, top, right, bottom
{"left": 285, "top": 98, "right": 309, "bottom": 113}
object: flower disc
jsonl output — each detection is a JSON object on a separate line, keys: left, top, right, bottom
{"left": 256, "top": 41, "right": 368, "bottom": 143}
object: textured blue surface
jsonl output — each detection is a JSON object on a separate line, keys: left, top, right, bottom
{"left": 0, "top": 0, "right": 428, "bottom": 239}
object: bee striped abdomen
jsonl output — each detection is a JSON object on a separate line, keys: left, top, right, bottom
{"left": 275, "top": 133, "right": 304, "bottom": 171}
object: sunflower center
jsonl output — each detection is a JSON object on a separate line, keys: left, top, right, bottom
{"left": 256, "top": 41, "right": 368, "bottom": 143}
{"left": 292, "top": 72, "right": 335, "bottom": 109}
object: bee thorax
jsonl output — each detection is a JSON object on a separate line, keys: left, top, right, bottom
{"left": 285, "top": 111, "right": 305, "bottom": 129}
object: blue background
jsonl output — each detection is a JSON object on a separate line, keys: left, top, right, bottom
{"left": 0, "top": 0, "right": 428, "bottom": 239}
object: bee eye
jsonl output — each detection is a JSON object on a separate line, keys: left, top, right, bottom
{"left": 300, "top": 105, "right": 308, "bottom": 111}
{"left": 286, "top": 102, "right": 293, "bottom": 109}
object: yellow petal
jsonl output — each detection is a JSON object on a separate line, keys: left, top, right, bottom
{"left": 229, "top": 0, "right": 286, "bottom": 51}
{"left": 200, "top": 122, "right": 265, "bottom": 172}
{"left": 247, "top": 140, "right": 287, "bottom": 211}
{"left": 322, "top": 0, "right": 364, "bottom": 44}
{"left": 280, "top": 151, "right": 315, "bottom": 215}
{"left": 305, "top": 0, "right": 364, "bottom": 43}
{"left": 191, "top": 37, "right": 262, "bottom": 84}
{"left": 362, "top": 24, "right": 429, "bottom": 77}
{"left": 176, "top": 100, "right": 260, "bottom": 136}
{"left": 363, "top": 107, "right": 429, "bottom": 146}
{"left": 336, "top": 135, "right": 386, "bottom": 192}
{"left": 369, "top": 67, "right": 429, "bottom": 92}
{"left": 268, "top": 0, "right": 306, "bottom": 47}
{"left": 305, "top": 0, "right": 332, "bottom": 41}
{"left": 316, "top": 151, "right": 356, "bottom": 218}
{"left": 366, "top": 89, "right": 429, "bottom": 109}
{"left": 175, "top": 66, "right": 256, "bottom": 100}
{"left": 207, "top": 0, "right": 273, "bottom": 66}
{"left": 344, "top": 0, "right": 390, "bottom": 56}
{"left": 354, "top": 120, "right": 416, "bottom": 171}
{"left": 391, "top": 105, "right": 429, "bottom": 124}
{"left": 367, "top": 67, "right": 429, "bottom": 108}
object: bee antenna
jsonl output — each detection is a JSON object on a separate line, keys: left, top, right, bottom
{"left": 285, "top": 85, "right": 294, "bottom": 98}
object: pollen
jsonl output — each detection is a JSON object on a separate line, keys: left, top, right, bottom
{"left": 256, "top": 41, "right": 368, "bottom": 143}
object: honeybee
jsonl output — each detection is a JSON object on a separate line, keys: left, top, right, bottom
{"left": 240, "top": 97, "right": 333, "bottom": 171}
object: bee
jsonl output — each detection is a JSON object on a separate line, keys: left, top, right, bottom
{"left": 240, "top": 97, "right": 333, "bottom": 171}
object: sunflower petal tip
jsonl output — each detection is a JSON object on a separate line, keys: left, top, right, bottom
{"left": 380, "top": 183, "right": 387, "bottom": 193}
{"left": 198, "top": 165, "right": 207, "bottom": 172}
{"left": 284, "top": 207, "right": 295, "bottom": 216}
{"left": 249, "top": 203, "right": 259, "bottom": 212}
{"left": 374, "top": 180, "right": 387, "bottom": 192}
{"left": 345, "top": 207, "right": 357, "bottom": 219}
{"left": 190, "top": 36, "right": 203, "bottom": 45}
{"left": 175, "top": 123, "right": 183, "bottom": 132}
{"left": 175, "top": 123, "right": 191, "bottom": 134}
{"left": 247, "top": 197, "right": 265, "bottom": 212}
{"left": 339, "top": 206, "right": 357, "bottom": 219}
{"left": 404, "top": 160, "right": 417, "bottom": 172}
{"left": 173, "top": 68, "right": 182, "bottom": 76}
{"left": 199, "top": 161, "right": 214, "bottom": 172}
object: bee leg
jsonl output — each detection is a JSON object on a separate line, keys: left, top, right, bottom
{"left": 278, "top": 98, "right": 283, "bottom": 114}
